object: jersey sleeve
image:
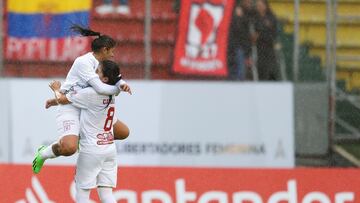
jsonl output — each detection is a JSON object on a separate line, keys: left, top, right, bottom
{"left": 88, "top": 77, "right": 120, "bottom": 95}
{"left": 74, "top": 59, "right": 98, "bottom": 83}
{"left": 66, "top": 88, "right": 94, "bottom": 109}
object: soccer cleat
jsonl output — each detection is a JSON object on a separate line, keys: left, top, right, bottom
{"left": 32, "top": 145, "right": 46, "bottom": 174}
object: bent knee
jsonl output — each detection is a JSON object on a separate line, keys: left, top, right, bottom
{"left": 114, "top": 123, "right": 130, "bottom": 140}
{"left": 61, "top": 144, "right": 78, "bottom": 156}
{"left": 59, "top": 135, "right": 78, "bottom": 156}
{"left": 121, "top": 127, "right": 130, "bottom": 139}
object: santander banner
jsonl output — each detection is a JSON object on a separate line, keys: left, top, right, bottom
{"left": 172, "top": 0, "right": 234, "bottom": 77}
{"left": 2, "top": 164, "right": 358, "bottom": 203}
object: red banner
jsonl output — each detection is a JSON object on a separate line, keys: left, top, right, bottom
{"left": 1, "top": 164, "right": 359, "bottom": 203}
{"left": 172, "top": 0, "right": 234, "bottom": 77}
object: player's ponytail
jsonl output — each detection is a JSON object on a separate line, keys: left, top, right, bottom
{"left": 70, "top": 24, "right": 117, "bottom": 53}
{"left": 70, "top": 24, "right": 101, "bottom": 37}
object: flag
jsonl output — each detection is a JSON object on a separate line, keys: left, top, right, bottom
{"left": 172, "top": 0, "right": 234, "bottom": 77}
{"left": 5, "top": 0, "right": 92, "bottom": 61}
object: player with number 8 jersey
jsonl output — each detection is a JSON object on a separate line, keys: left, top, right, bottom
{"left": 46, "top": 60, "right": 122, "bottom": 202}
{"left": 70, "top": 87, "right": 117, "bottom": 155}
{"left": 32, "top": 24, "right": 131, "bottom": 175}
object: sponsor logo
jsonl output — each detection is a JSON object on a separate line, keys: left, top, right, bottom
{"left": 117, "top": 142, "right": 202, "bottom": 155}
{"left": 1, "top": 165, "right": 357, "bottom": 203}
{"left": 90, "top": 178, "right": 356, "bottom": 203}
{"left": 16, "top": 176, "right": 55, "bottom": 203}
{"left": 17, "top": 178, "right": 357, "bottom": 203}
{"left": 117, "top": 142, "right": 265, "bottom": 156}
{"left": 205, "top": 143, "right": 265, "bottom": 155}
{"left": 97, "top": 131, "right": 114, "bottom": 145}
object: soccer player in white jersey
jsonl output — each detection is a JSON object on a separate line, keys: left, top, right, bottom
{"left": 33, "top": 25, "right": 130, "bottom": 174}
{"left": 46, "top": 60, "right": 121, "bottom": 203}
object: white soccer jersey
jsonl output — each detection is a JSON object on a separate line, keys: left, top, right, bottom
{"left": 61, "top": 52, "right": 99, "bottom": 93}
{"left": 66, "top": 87, "right": 116, "bottom": 154}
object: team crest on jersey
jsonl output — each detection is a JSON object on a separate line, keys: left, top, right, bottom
{"left": 63, "top": 120, "right": 75, "bottom": 132}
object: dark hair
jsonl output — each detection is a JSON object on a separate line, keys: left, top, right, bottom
{"left": 101, "top": 60, "right": 122, "bottom": 108}
{"left": 101, "top": 60, "right": 121, "bottom": 85}
{"left": 70, "top": 24, "right": 117, "bottom": 53}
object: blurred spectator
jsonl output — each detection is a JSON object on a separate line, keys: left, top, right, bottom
{"left": 253, "top": 0, "right": 279, "bottom": 80}
{"left": 95, "top": 0, "right": 130, "bottom": 15}
{"left": 173, "top": 0, "right": 180, "bottom": 14}
{"left": 227, "top": 0, "right": 254, "bottom": 81}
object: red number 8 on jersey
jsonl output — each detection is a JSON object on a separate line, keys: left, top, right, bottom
{"left": 104, "top": 107, "right": 115, "bottom": 131}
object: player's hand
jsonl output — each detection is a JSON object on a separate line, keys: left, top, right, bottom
{"left": 120, "top": 83, "right": 132, "bottom": 95}
{"left": 45, "top": 99, "right": 58, "bottom": 109}
{"left": 49, "top": 80, "right": 61, "bottom": 92}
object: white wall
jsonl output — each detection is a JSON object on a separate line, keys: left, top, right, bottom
{"left": 117, "top": 81, "right": 295, "bottom": 167}
{"left": 0, "top": 79, "right": 294, "bottom": 167}
{"left": 0, "top": 79, "right": 10, "bottom": 162}
{"left": 9, "top": 79, "right": 78, "bottom": 165}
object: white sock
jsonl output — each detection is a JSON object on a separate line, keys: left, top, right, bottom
{"left": 97, "top": 187, "right": 116, "bottom": 203}
{"left": 40, "top": 142, "right": 57, "bottom": 160}
{"left": 76, "top": 186, "right": 91, "bottom": 203}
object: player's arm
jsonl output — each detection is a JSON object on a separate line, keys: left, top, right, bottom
{"left": 45, "top": 81, "right": 71, "bottom": 109}
{"left": 88, "top": 77, "right": 120, "bottom": 95}
{"left": 45, "top": 94, "right": 70, "bottom": 109}
{"left": 48, "top": 80, "right": 91, "bottom": 109}
{"left": 77, "top": 59, "right": 132, "bottom": 95}
{"left": 88, "top": 76, "right": 132, "bottom": 95}
{"left": 75, "top": 60, "right": 122, "bottom": 95}
{"left": 118, "top": 79, "right": 132, "bottom": 95}
{"left": 72, "top": 59, "right": 117, "bottom": 95}
{"left": 45, "top": 98, "right": 59, "bottom": 109}
{"left": 45, "top": 81, "right": 70, "bottom": 109}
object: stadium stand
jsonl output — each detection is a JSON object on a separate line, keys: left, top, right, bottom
{"left": 2, "top": 0, "right": 178, "bottom": 79}
{"left": 270, "top": 0, "right": 360, "bottom": 166}
{"left": 3, "top": 0, "right": 360, "bottom": 90}
{"left": 91, "top": 0, "right": 177, "bottom": 79}
{"left": 269, "top": 0, "right": 360, "bottom": 92}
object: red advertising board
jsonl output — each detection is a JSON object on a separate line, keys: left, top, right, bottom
{"left": 1, "top": 164, "right": 358, "bottom": 203}
{"left": 172, "top": 0, "right": 234, "bottom": 77}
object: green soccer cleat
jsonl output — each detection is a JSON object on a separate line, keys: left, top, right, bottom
{"left": 32, "top": 145, "right": 46, "bottom": 174}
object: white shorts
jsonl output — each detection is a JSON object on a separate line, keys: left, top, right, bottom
{"left": 75, "top": 151, "right": 118, "bottom": 189}
{"left": 55, "top": 104, "right": 118, "bottom": 138}
{"left": 56, "top": 104, "right": 80, "bottom": 137}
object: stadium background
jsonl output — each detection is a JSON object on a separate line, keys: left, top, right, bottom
{"left": 1, "top": 0, "right": 360, "bottom": 202}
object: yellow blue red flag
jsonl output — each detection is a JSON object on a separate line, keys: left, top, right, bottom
{"left": 6, "top": 0, "right": 92, "bottom": 61}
